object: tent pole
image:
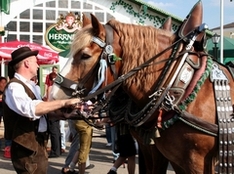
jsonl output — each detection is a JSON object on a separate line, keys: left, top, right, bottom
{"left": 1, "top": 58, "right": 5, "bottom": 77}
{"left": 220, "top": 0, "right": 224, "bottom": 64}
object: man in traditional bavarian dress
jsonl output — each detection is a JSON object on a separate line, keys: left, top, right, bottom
{"left": 3, "top": 46, "right": 81, "bottom": 174}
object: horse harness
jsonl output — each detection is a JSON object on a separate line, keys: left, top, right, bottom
{"left": 211, "top": 65, "right": 234, "bottom": 173}
{"left": 54, "top": 23, "right": 234, "bottom": 173}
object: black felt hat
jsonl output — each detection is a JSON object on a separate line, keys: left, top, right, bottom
{"left": 8, "top": 47, "right": 39, "bottom": 66}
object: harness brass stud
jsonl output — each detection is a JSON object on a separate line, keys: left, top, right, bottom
{"left": 221, "top": 107, "right": 225, "bottom": 112}
{"left": 220, "top": 128, "right": 223, "bottom": 134}
{"left": 224, "top": 128, "right": 227, "bottom": 133}
{"left": 229, "top": 106, "right": 233, "bottom": 112}
{"left": 228, "top": 128, "right": 232, "bottom": 134}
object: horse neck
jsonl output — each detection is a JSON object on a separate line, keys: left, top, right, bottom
{"left": 116, "top": 26, "right": 175, "bottom": 104}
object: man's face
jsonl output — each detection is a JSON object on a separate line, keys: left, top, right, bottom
{"left": 27, "top": 56, "right": 39, "bottom": 77}
{"left": 52, "top": 68, "right": 58, "bottom": 74}
{"left": 0, "top": 79, "right": 7, "bottom": 90}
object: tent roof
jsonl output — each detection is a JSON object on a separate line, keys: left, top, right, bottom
{"left": 206, "top": 36, "right": 234, "bottom": 51}
{"left": 223, "top": 57, "right": 234, "bottom": 64}
{"left": 206, "top": 37, "right": 234, "bottom": 59}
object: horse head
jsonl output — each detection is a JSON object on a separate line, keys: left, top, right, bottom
{"left": 51, "top": 14, "right": 122, "bottom": 101}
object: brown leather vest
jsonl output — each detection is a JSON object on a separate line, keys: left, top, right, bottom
{"left": 3, "top": 78, "right": 41, "bottom": 151}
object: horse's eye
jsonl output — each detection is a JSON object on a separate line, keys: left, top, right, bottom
{"left": 81, "top": 53, "right": 91, "bottom": 60}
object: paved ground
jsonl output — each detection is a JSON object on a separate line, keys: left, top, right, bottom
{"left": 0, "top": 122, "right": 175, "bottom": 174}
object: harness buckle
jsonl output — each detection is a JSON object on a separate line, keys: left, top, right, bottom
{"left": 71, "top": 88, "right": 85, "bottom": 97}
{"left": 161, "top": 92, "right": 176, "bottom": 111}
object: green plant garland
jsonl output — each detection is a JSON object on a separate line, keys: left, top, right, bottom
{"left": 110, "top": 0, "right": 179, "bottom": 31}
{"left": 178, "top": 57, "right": 213, "bottom": 111}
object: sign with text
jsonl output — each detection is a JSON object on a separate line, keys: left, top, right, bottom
{"left": 45, "top": 12, "right": 82, "bottom": 52}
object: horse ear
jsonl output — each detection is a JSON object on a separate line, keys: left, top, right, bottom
{"left": 82, "top": 13, "right": 91, "bottom": 27}
{"left": 161, "top": 17, "right": 172, "bottom": 31}
{"left": 90, "top": 13, "right": 105, "bottom": 37}
{"left": 178, "top": 0, "right": 203, "bottom": 39}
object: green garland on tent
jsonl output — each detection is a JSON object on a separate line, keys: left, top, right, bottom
{"left": 110, "top": 0, "right": 179, "bottom": 31}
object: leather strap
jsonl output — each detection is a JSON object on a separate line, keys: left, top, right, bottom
{"left": 211, "top": 63, "right": 234, "bottom": 173}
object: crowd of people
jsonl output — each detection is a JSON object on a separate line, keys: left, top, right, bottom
{"left": 0, "top": 46, "right": 138, "bottom": 174}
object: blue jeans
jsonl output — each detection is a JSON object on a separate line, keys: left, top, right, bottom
{"left": 105, "top": 123, "right": 112, "bottom": 143}
{"left": 111, "top": 126, "right": 119, "bottom": 160}
{"left": 0, "top": 139, "right": 12, "bottom": 148}
{"left": 64, "top": 120, "right": 80, "bottom": 167}
{"left": 5, "top": 139, "right": 12, "bottom": 146}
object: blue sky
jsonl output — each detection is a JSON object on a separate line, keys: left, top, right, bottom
{"left": 145, "top": 0, "right": 234, "bottom": 29}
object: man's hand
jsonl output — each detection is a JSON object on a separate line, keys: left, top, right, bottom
{"left": 63, "top": 98, "right": 81, "bottom": 108}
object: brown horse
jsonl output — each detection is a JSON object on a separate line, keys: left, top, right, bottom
{"left": 51, "top": 1, "right": 234, "bottom": 173}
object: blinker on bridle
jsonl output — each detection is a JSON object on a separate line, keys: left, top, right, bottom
{"left": 54, "top": 73, "right": 85, "bottom": 97}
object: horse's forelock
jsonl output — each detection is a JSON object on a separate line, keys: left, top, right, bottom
{"left": 71, "top": 28, "right": 93, "bottom": 57}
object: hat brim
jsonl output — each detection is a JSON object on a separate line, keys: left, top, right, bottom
{"left": 9, "top": 50, "right": 39, "bottom": 66}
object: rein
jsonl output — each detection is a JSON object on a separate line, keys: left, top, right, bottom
{"left": 55, "top": 23, "right": 217, "bottom": 135}
{"left": 54, "top": 23, "right": 189, "bottom": 129}
{"left": 54, "top": 24, "right": 189, "bottom": 107}
{"left": 81, "top": 25, "right": 207, "bottom": 102}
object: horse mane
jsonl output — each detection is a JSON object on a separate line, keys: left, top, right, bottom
{"left": 70, "top": 18, "right": 176, "bottom": 92}
{"left": 107, "top": 19, "right": 175, "bottom": 91}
